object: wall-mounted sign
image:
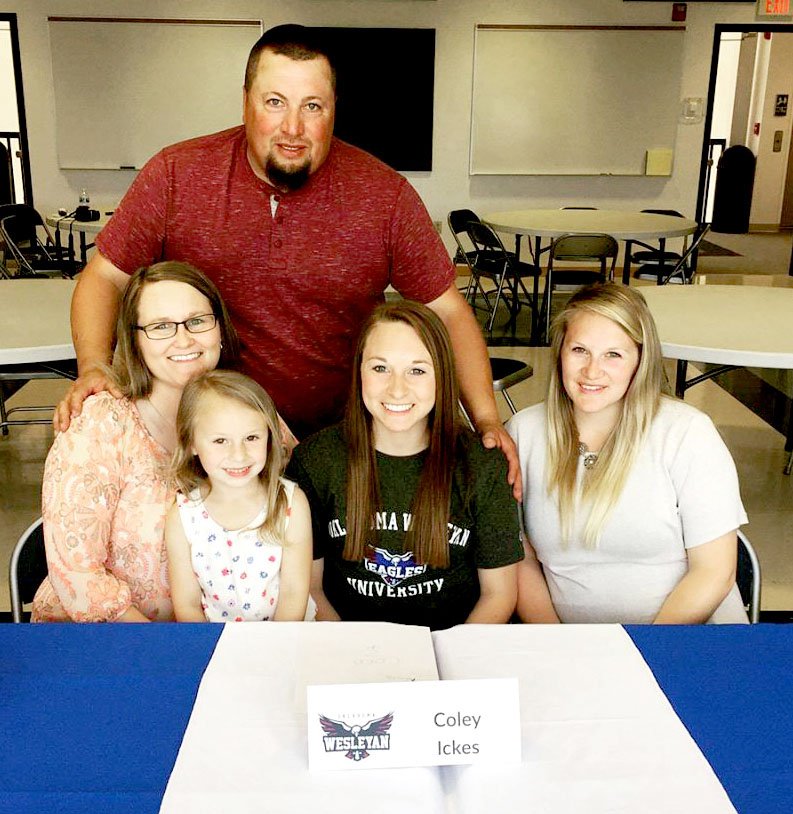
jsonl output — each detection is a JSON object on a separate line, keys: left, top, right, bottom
{"left": 756, "top": 0, "right": 792, "bottom": 19}
{"left": 775, "top": 94, "right": 789, "bottom": 117}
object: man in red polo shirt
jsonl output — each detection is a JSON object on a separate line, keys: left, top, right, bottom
{"left": 55, "top": 24, "right": 520, "bottom": 495}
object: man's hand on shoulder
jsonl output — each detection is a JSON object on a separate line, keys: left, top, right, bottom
{"left": 478, "top": 418, "right": 522, "bottom": 502}
{"left": 53, "top": 369, "right": 123, "bottom": 433}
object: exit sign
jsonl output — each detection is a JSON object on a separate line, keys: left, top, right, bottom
{"left": 757, "top": 0, "right": 791, "bottom": 16}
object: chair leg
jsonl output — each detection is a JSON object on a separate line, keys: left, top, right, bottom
{"left": 502, "top": 389, "right": 518, "bottom": 414}
{"left": 486, "top": 274, "right": 508, "bottom": 333}
{"left": 0, "top": 386, "right": 8, "bottom": 437}
{"left": 540, "top": 271, "right": 554, "bottom": 345}
{"left": 458, "top": 400, "right": 475, "bottom": 431}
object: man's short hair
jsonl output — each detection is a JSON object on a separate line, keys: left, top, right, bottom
{"left": 244, "top": 24, "right": 336, "bottom": 91}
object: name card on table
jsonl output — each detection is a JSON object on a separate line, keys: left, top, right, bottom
{"left": 307, "top": 678, "right": 520, "bottom": 771}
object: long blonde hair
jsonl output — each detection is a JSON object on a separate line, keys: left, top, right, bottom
{"left": 172, "top": 370, "right": 288, "bottom": 542}
{"left": 546, "top": 283, "right": 669, "bottom": 547}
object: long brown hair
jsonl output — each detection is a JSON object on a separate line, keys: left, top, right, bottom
{"left": 172, "top": 370, "right": 288, "bottom": 542}
{"left": 343, "top": 301, "right": 460, "bottom": 568}
{"left": 547, "top": 283, "right": 668, "bottom": 547}
{"left": 114, "top": 261, "right": 240, "bottom": 399}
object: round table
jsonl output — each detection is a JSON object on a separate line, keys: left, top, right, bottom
{"left": 483, "top": 209, "right": 698, "bottom": 285}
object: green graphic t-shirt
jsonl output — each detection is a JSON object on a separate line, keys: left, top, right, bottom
{"left": 288, "top": 424, "right": 523, "bottom": 630}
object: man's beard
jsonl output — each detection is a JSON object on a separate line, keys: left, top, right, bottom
{"left": 266, "top": 155, "right": 312, "bottom": 191}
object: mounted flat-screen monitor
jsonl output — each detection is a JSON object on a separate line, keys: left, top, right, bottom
{"left": 315, "top": 27, "right": 436, "bottom": 172}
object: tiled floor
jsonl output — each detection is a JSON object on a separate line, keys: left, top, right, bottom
{"left": 2, "top": 230, "right": 792, "bottom": 616}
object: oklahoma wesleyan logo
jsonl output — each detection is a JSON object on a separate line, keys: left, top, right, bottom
{"left": 319, "top": 712, "right": 394, "bottom": 761}
{"left": 365, "top": 548, "right": 427, "bottom": 586}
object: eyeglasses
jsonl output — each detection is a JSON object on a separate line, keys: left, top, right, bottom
{"left": 135, "top": 314, "right": 218, "bottom": 340}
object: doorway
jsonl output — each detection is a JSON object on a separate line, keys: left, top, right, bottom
{"left": 0, "top": 13, "right": 33, "bottom": 205}
{"left": 697, "top": 24, "right": 793, "bottom": 233}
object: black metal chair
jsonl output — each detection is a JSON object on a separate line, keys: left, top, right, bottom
{"left": 490, "top": 357, "right": 533, "bottom": 414}
{"left": 628, "top": 209, "right": 688, "bottom": 282}
{"left": 465, "top": 220, "right": 539, "bottom": 334}
{"left": 460, "top": 357, "right": 534, "bottom": 429}
{"left": 448, "top": 209, "right": 518, "bottom": 300}
{"left": 541, "top": 233, "right": 618, "bottom": 344}
{"left": 0, "top": 204, "right": 78, "bottom": 278}
{"left": 737, "top": 530, "right": 761, "bottom": 624}
{"left": 9, "top": 517, "right": 47, "bottom": 622}
{"left": 657, "top": 225, "right": 711, "bottom": 285}
{"left": 448, "top": 209, "right": 481, "bottom": 268}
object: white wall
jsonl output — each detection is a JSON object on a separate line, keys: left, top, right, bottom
{"left": 749, "top": 32, "right": 793, "bottom": 226}
{"left": 6, "top": 0, "right": 762, "bottom": 244}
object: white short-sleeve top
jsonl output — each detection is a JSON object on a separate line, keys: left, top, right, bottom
{"left": 507, "top": 399, "right": 748, "bottom": 624}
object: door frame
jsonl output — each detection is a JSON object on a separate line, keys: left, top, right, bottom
{"left": 696, "top": 22, "right": 793, "bottom": 225}
{"left": 1, "top": 12, "right": 33, "bottom": 204}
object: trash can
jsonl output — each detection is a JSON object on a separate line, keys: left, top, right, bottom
{"left": 711, "top": 145, "right": 756, "bottom": 234}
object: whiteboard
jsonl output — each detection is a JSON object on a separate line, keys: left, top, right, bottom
{"left": 470, "top": 26, "right": 685, "bottom": 176}
{"left": 48, "top": 17, "right": 262, "bottom": 169}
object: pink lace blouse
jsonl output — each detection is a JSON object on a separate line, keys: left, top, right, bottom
{"left": 32, "top": 393, "right": 174, "bottom": 622}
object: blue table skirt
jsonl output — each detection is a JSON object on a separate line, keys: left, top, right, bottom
{"left": 1, "top": 624, "right": 791, "bottom": 814}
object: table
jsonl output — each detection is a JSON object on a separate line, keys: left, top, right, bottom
{"left": 0, "top": 279, "right": 76, "bottom": 365}
{"left": 0, "top": 279, "right": 76, "bottom": 431}
{"left": 46, "top": 212, "right": 110, "bottom": 266}
{"left": 1, "top": 623, "right": 790, "bottom": 814}
{"left": 483, "top": 209, "right": 697, "bottom": 285}
{"left": 641, "top": 285, "right": 793, "bottom": 472}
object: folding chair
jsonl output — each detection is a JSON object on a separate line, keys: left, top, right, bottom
{"left": 490, "top": 357, "right": 533, "bottom": 414}
{"left": 9, "top": 517, "right": 47, "bottom": 622}
{"left": 0, "top": 204, "right": 78, "bottom": 278}
{"left": 465, "top": 220, "right": 539, "bottom": 335}
{"left": 448, "top": 209, "right": 481, "bottom": 269}
{"left": 628, "top": 209, "right": 688, "bottom": 281}
{"left": 459, "top": 357, "right": 534, "bottom": 429}
{"left": 448, "top": 209, "right": 519, "bottom": 300}
{"left": 658, "top": 225, "right": 711, "bottom": 285}
{"left": 541, "top": 233, "right": 618, "bottom": 344}
{"left": 737, "top": 530, "right": 761, "bottom": 624}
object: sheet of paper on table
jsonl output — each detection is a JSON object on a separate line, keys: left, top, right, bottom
{"left": 160, "top": 623, "right": 444, "bottom": 814}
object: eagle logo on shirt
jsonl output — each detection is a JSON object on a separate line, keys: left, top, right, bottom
{"left": 364, "top": 547, "right": 428, "bottom": 586}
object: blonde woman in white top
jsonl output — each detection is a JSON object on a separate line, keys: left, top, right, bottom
{"left": 508, "top": 283, "right": 747, "bottom": 624}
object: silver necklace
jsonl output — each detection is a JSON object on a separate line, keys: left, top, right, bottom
{"left": 578, "top": 442, "right": 599, "bottom": 470}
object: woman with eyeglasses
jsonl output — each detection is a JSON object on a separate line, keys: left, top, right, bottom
{"left": 32, "top": 261, "right": 240, "bottom": 622}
